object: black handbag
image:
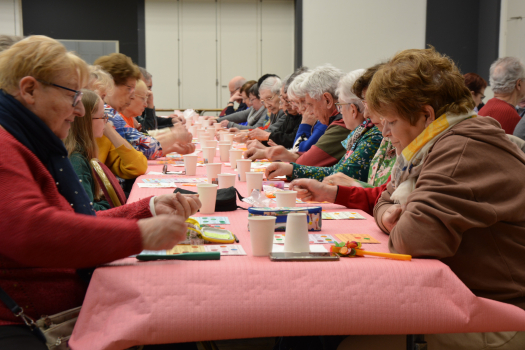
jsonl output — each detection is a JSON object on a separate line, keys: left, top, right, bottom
{"left": 174, "top": 186, "right": 246, "bottom": 211}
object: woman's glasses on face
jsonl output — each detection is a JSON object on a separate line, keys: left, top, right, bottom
{"left": 93, "top": 112, "right": 109, "bottom": 123}
{"left": 335, "top": 102, "right": 350, "bottom": 113}
{"left": 37, "top": 79, "right": 83, "bottom": 107}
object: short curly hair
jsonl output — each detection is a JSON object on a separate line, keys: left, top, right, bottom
{"left": 367, "top": 47, "right": 475, "bottom": 125}
{"left": 93, "top": 53, "right": 141, "bottom": 86}
{"left": 352, "top": 62, "right": 386, "bottom": 99}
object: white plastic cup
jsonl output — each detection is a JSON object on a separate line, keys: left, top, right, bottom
{"left": 219, "top": 143, "right": 231, "bottom": 162}
{"left": 198, "top": 116, "right": 205, "bottom": 124}
{"left": 229, "top": 149, "right": 244, "bottom": 169}
{"left": 223, "top": 133, "right": 234, "bottom": 143}
{"left": 214, "top": 123, "right": 222, "bottom": 131}
{"left": 199, "top": 135, "right": 211, "bottom": 146}
{"left": 202, "top": 147, "right": 216, "bottom": 164}
{"left": 218, "top": 173, "right": 236, "bottom": 189}
{"left": 183, "top": 154, "right": 198, "bottom": 176}
{"left": 248, "top": 216, "right": 277, "bottom": 257}
{"left": 205, "top": 140, "right": 218, "bottom": 158}
{"left": 219, "top": 132, "right": 228, "bottom": 142}
{"left": 236, "top": 159, "right": 252, "bottom": 182}
{"left": 189, "top": 125, "right": 197, "bottom": 138}
{"left": 246, "top": 172, "right": 264, "bottom": 196}
{"left": 284, "top": 213, "right": 310, "bottom": 253}
{"left": 205, "top": 163, "right": 222, "bottom": 185}
{"left": 197, "top": 184, "right": 218, "bottom": 214}
{"left": 207, "top": 128, "right": 216, "bottom": 139}
{"left": 276, "top": 191, "right": 297, "bottom": 207}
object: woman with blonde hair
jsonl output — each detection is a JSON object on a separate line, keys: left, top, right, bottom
{"left": 65, "top": 90, "right": 111, "bottom": 210}
{"left": 0, "top": 36, "right": 200, "bottom": 349}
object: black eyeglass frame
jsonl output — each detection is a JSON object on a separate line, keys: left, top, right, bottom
{"left": 36, "top": 79, "right": 83, "bottom": 107}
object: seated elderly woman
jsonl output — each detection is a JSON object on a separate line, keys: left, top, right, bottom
{"left": 120, "top": 79, "right": 149, "bottom": 128}
{"left": 342, "top": 47, "right": 525, "bottom": 349}
{"left": 87, "top": 65, "right": 148, "bottom": 180}
{"left": 265, "top": 69, "right": 382, "bottom": 183}
{"left": 94, "top": 53, "right": 194, "bottom": 159}
{"left": 0, "top": 36, "right": 201, "bottom": 348}
{"left": 217, "top": 81, "right": 267, "bottom": 130}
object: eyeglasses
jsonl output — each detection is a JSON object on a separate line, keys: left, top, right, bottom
{"left": 260, "top": 94, "right": 280, "bottom": 104}
{"left": 93, "top": 112, "right": 109, "bottom": 123}
{"left": 133, "top": 94, "right": 148, "bottom": 103}
{"left": 335, "top": 102, "right": 351, "bottom": 113}
{"left": 125, "top": 84, "right": 135, "bottom": 94}
{"left": 37, "top": 79, "right": 83, "bottom": 107}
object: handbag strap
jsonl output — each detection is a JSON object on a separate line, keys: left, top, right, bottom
{"left": 0, "top": 285, "right": 47, "bottom": 343}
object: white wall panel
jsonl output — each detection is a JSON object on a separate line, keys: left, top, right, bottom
{"left": 261, "top": 0, "right": 294, "bottom": 78}
{"left": 219, "top": 0, "right": 260, "bottom": 107}
{"left": 145, "top": 0, "right": 180, "bottom": 111}
{"left": 0, "top": 0, "right": 22, "bottom": 36}
{"left": 180, "top": 0, "right": 218, "bottom": 109}
{"left": 303, "top": 0, "right": 426, "bottom": 73}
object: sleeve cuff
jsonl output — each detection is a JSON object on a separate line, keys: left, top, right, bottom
{"left": 149, "top": 196, "right": 157, "bottom": 216}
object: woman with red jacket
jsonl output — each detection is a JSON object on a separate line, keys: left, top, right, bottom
{"left": 0, "top": 36, "right": 200, "bottom": 349}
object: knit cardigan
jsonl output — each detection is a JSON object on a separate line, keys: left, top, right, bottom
{"left": 0, "top": 128, "right": 149, "bottom": 326}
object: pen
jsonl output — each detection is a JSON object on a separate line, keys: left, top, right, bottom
{"left": 234, "top": 234, "right": 240, "bottom": 243}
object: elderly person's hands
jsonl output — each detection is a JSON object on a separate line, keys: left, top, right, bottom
{"left": 246, "top": 139, "right": 267, "bottom": 150}
{"left": 220, "top": 120, "right": 229, "bottom": 128}
{"left": 154, "top": 192, "right": 201, "bottom": 218}
{"left": 138, "top": 215, "right": 188, "bottom": 250}
{"left": 228, "top": 127, "right": 239, "bottom": 133}
{"left": 146, "top": 90, "right": 154, "bottom": 109}
{"left": 169, "top": 142, "right": 196, "bottom": 155}
{"left": 248, "top": 128, "right": 270, "bottom": 141}
{"left": 265, "top": 163, "right": 293, "bottom": 180}
{"left": 267, "top": 139, "right": 278, "bottom": 147}
{"left": 170, "top": 124, "right": 193, "bottom": 144}
{"left": 301, "top": 111, "right": 317, "bottom": 126}
{"left": 233, "top": 131, "right": 249, "bottom": 143}
{"left": 229, "top": 90, "right": 243, "bottom": 104}
{"left": 266, "top": 146, "right": 300, "bottom": 162}
{"left": 381, "top": 204, "right": 404, "bottom": 233}
{"left": 289, "top": 179, "right": 338, "bottom": 203}
{"left": 322, "top": 173, "right": 363, "bottom": 187}
{"left": 244, "top": 147, "right": 267, "bottom": 161}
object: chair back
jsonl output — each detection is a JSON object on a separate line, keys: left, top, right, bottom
{"left": 90, "top": 159, "right": 127, "bottom": 208}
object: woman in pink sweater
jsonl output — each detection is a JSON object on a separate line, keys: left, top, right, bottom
{"left": 0, "top": 36, "right": 200, "bottom": 349}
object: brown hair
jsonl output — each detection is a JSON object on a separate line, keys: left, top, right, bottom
{"left": 0, "top": 35, "right": 89, "bottom": 94}
{"left": 367, "top": 47, "right": 475, "bottom": 125}
{"left": 93, "top": 53, "right": 141, "bottom": 86}
{"left": 64, "top": 90, "right": 103, "bottom": 200}
{"left": 352, "top": 62, "right": 386, "bottom": 99}
{"left": 240, "top": 80, "right": 256, "bottom": 94}
{"left": 464, "top": 72, "right": 487, "bottom": 95}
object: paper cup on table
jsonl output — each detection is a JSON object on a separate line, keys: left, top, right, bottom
{"left": 198, "top": 116, "right": 205, "bottom": 124}
{"left": 205, "top": 140, "right": 218, "bottom": 157}
{"left": 284, "top": 213, "right": 310, "bottom": 253}
{"left": 219, "top": 143, "right": 231, "bottom": 162}
{"left": 206, "top": 128, "right": 215, "bottom": 139}
{"left": 183, "top": 154, "right": 198, "bottom": 176}
{"left": 276, "top": 191, "right": 297, "bottom": 207}
{"left": 229, "top": 149, "right": 243, "bottom": 169}
{"left": 246, "top": 172, "right": 264, "bottom": 196}
{"left": 223, "top": 133, "right": 234, "bottom": 143}
{"left": 202, "top": 147, "right": 215, "bottom": 164}
{"left": 248, "top": 216, "right": 277, "bottom": 257}
{"left": 199, "top": 135, "right": 210, "bottom": 146}
{"left": 205, "top": 163, "right": 222, "bottom": 185}
{"left": 197, "top": 184, "right": 218, "bottom": 214}
{"left": 214, "top": 123, "right": 222, "bottom": 131}
{"left": 218, "top": 173, "right": 236, "bottom": 189}
{"left": 219, "top": 132, "right": 228, "bottom": 142}
{"left": 236, "top": 159, "right": 252, "bottom": 182}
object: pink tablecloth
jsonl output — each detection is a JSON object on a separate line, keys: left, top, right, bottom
{"left": 70, "top": 161, "right": 525, "bottom": 350}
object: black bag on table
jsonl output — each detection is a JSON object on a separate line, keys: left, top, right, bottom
{"left": 173, "top": 186, "right": 246, "bottom": 211}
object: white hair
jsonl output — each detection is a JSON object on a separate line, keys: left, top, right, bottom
{"left": 259, "top": 76, "right": 282, "bottom": 95}
{"left": 336, "top": 69, "right": 366, "bottom": 111}
{"left": 490, "top": 57, "right": 525, "bottom": 94}
{"left": 300, "top": 64, "right": 344, "bottom": 100}
{"left": 287, "top": 72, "right": 310, "bottom": 99}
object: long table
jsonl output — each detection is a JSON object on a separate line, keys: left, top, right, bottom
{"left": 69, "top": 160, "right": 525, "bottom": 350}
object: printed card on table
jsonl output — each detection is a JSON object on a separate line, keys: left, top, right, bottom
{"left": 335, "top": 234, "right": 381, "bottom": 244}
{"left": 273, "top": 233, "right": 337, "bottom": 244}
{"left": 195, "top": 216, "right": 231, "bottom": 225}
{"left": 203, "top": 245, "right": 246, "bottom": 256}
{"left": 137, "top": 183, "right": 177, "bottom": 188}
{"left": 322, "top": 211, "right": 366, "bottom": 220}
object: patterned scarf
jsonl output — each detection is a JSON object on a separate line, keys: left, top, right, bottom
{"left": 391, "top": 112, "right": 477, "bottom": 205}
{"left": 367, "top": 138, "right": 396, "bottom": 186}
{"left": 345, "top": 119, "right": 375, "bottom": 153}
{"left": 0, "top": 90, "right": 95, "bottom": 215}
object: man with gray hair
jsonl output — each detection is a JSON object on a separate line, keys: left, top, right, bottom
{"left": 479, "top": 57, "right": 525, "bottom": 134}
{"left": 250, "top": 64, "right": 350, "bottom": 167}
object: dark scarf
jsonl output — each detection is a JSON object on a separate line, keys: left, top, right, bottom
{"left": 0, "top": 90, "right": 95, "bottom": 216}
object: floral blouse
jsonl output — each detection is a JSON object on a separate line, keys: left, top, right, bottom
{"left": 364, "top": 138, "right": 396, "bottom": 187}
{"left": 105, "top": 104, "right": 163, "bottom": 160}
{"left": 290, "top": 120, "right": 382, "bottom": 182}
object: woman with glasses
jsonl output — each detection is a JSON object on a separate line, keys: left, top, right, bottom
{"left": 87, "top": 66, "right": 148, "bottom": 182}
{"left": 265, "top": 69, "right": 382, "bottom": 183}
{"left": 120, "top": 79, "right": 149, "bottom": 129}
{"left": 65, "top": 90, "right": 120, "bottom": 211}
{"left": 217, "top": 82, "right": 268, "bottom": 130}
{"left": 0, "top": 36, "right": 201, "bottom": 349}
